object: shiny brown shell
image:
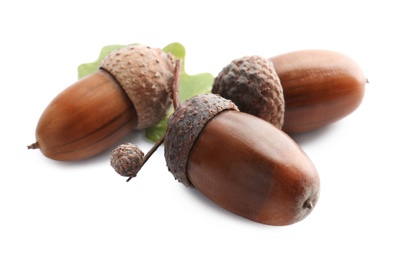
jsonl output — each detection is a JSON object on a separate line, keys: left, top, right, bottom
{"left": 31, "top": 70, "right": 137, "bottom": 160}
{"left": 187, "top": 110, "right": 320, "bottom": 225}
{"left": 30, "top": 45, "right": 178, "bottom": 161}
{"left": 163, "top": 93, "right": 320, "bottom": 225}
{"left": 271, "top": 49, "right": 366, "bottom": 133}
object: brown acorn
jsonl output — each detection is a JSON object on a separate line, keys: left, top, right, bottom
{"left": 212, "top": 50, "right": 366, "bottom": 133}
{"left": 28, "top": 45, "right": 179, "bottom": 161}
{"left": 163, "top": 93, "right": 320, "bottom": 226}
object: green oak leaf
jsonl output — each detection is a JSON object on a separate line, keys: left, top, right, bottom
{"left": 77, "top": 42, "right": 214, "bottom": 142}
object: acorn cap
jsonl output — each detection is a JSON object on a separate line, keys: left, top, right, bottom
{"left": 164, "top": 93, "right": 239, "bottom": 187}
{"left": 100, "top": 45, "right": 177, "bottom": 129}
{"left": 110, "top": 142, "right": 144, "bottom": 177}
{"left": 212, "top": 55, "right": 285, "bottom": 129}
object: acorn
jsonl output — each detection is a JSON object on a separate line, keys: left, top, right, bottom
{"left": 28, "top": 45, "right": 179, "bottom": 161}
{"left": 164, "top": 93, "right": 319, "bottom": 225}
{"left": 212, "top": 50, "right": 366, "bottom": 133}
{"left": 211, "top": 55, "right": 285, "bottom": 129}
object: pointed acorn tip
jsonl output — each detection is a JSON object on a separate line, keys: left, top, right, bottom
{"left": 28, "top": 142, "right": 39, "bottom": 150}
{"left": 303, "top": 200, "right": 314, "bottom": 210}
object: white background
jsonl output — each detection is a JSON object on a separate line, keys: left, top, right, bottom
{"left": 1, "top": 0, "right": 403, "bottom": 259}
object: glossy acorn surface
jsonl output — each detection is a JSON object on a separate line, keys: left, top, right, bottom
{"left": 164, "top": 94, "right": 320, "bottom": 225}
{"left": 187, "top": 110, "right": 320, "bottom": 225}
{"left": 32, "top": 70, "right": 137, "bottom": 161}
{"left": 271, "top": 49, "right": 366, "bottom": 133}
{"left": 29, "top": 45, "right": 177, "bottom": 161}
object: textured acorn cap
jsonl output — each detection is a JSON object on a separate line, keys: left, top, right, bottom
{"left": 164, "top": 93, "right": 239, "bottom": 187}
{"left": 100, "top": 45, "right": 177, "bottom": 129}
{"left": 212, "top": 55, "right": 285, "bottom": 129}
{"left": 110, "top": 142, "right": 144, "bottom": 177}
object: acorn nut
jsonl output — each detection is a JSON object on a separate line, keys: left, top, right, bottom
{"left": 212, "top": 50, "right": 366, "bottom": 134}
{"left": 28, "top": 45, "right": 179, "bottom": 161}
{"left": 164, "top": 93, "right": 320, "bottom": 226}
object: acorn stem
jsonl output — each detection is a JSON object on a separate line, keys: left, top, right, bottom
{"left": 172, "top": 59, "right": 182, "bottom": 110}
{"left": 126, "top": 58, "right": 182, "bottom": 182}
{"left": 126, "top": 132, "right": 166, "bottom": 182}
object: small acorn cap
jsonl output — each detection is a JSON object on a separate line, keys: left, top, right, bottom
{"left": 100, "top": 45, "right": 177, "bottom": 129}
{"left": 110, "top": 142, "right": 145, "bottom": 177}
{"left": 212, "top": 55, "right": 285, "bottom": 129}
{"left": 164, "top": 93, "right": 239, "bottom": 187}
